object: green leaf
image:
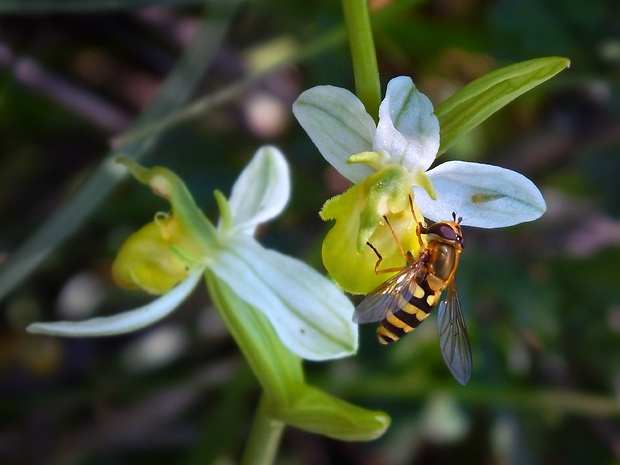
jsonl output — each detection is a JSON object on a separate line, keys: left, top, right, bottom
{"left": 271, "top": 385, "right": 390, "bottom": 441}
{"left": 435, "top": 56, "right": 570, "bottom": 155}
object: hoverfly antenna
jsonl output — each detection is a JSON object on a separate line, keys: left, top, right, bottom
{"left": 458, "top": 216, "right": 463, "bottom": 224}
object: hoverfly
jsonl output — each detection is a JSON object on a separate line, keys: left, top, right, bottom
{"left": 353, "top": 202, "right": 473, "bottom": 385}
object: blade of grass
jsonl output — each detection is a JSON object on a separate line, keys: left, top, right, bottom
{"left": 112, "top": 26, "right": 346, "bottom": 148}
{"left": 0, "top": 0, "right": 242, "bottom": 303}
{"left": 333, "top": 373, "right": 620, "bottom": 418}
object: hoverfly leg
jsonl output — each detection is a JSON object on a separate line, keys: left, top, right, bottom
{"left": 408, "top": 194, "right": 426, "bottom": 249}
{"left": 382, "top": 215, "right": 415, "bottom": 264}
{"left": 366, "top": 241, "right": 407, "bottom": 275}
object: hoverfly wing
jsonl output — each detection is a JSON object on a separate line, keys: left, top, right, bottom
{"left": 437, "top": 279, "right": 472, "bottom": 385}
{"left": 353, "top": 264, "right": 423, "bottom": 324}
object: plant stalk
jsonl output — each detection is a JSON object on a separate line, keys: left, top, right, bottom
{"left": 341, "top": 0, "right": 381, "bottom": 121}
{"left": 241, "top": 395, "right": 286, "bottom": 465}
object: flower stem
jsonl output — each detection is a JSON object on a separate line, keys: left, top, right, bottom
{"left": 341, "top": 0, "right": 381, "bottom": 121}
{"left": 241, "top": 395, "right": 286, "bottom": 465}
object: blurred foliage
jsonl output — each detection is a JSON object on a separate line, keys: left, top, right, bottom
{"left": 0, "top": 0, "right": 619, "bottom": 464}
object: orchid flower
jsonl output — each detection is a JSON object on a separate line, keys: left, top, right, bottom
{"left": 27, "top": 146, "right": 357, "bottom": 361}
{"left": 293, "top": 57, "right": 569, "bottom": 294}
{"left": 27, "top": 146, "right": 391, "bottom": 442}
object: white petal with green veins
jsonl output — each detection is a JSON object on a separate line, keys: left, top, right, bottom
{"left": 27, "top": 271, "right": 203, "bottom": 336}
{"left": 413, "top": 161, "right": 546, "bottom": 228}
{"left": 226, "top": 145, "right": 290, "bottom": 235}
{"left": 374, "top": 76, "right": 439, "bottom": 172}
{"left": 208, "top": 234, "right": 358, "bottom": 361}
{"left": 293, "top": 85, "right": 376, "bottom": 183}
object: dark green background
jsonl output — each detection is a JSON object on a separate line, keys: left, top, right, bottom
{"left": 1, "top": 0, "right": 619, "bottom": 463}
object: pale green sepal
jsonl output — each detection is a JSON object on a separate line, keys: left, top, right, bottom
{"left": 207, "top": 234, "right": 358, "bottom": 361}
{"left": 226, "top": 146, "right": 290, "bottom": 236}
{"left": 414, "top": 160, "right": 546, "bottom": 228}
{"left": 204, "top": 270, "right": 304, "bottom": 406}
{"left": 375, "top": 76, "right": 439, "bottom": 172}
{"left": 214, "top": 190, "right": 233, "bottom": 234}
{"left": 293, "top": 85, "right": 376, "bottom": 183}
{"left": 346, "top": 151, "right": 387, "bottom": 171}
{"left": 320, "top": 165, "right": 422, "bottom": 295}
{"left": 27, "top": 271, "right": 202, "bottom": 336}
{"left": 116, "top": 157, "right": 218, "bottom": 246}
{"left": 435, "top": 57, "right": 570, "bottom": 155}
{"left": 411, "top": 168, "right": 437, "bottom": 200}
{"left": 271, "top": 385, "right": 390, "bottom": 441}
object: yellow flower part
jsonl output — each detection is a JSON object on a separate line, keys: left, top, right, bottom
{"left": 110, "top": 157, "right": 219, "bottom": 295}
{"left": 112, "top": 217, "right": 189, "bottom": 295}
{"left": 320, "top": 165, "right": 426, "bottom": 294}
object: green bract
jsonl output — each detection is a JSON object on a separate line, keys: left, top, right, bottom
{"left": 435, "top": 57, "right": 571, "bottom": 155}
{"left": 205, "top": 270, "right": 389, "bottom": 440}
{"left": 294, "top": 57, "right": 569, "bottom": 294}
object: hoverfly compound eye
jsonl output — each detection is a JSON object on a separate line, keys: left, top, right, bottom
{"left": 426, "top": 223, "right": 452, "bottom": 240}
{"left": 426, "top": 222, "right": 465, "bottom": 247}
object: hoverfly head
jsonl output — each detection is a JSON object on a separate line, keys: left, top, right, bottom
{"left": 426, "top": 215, "right": 465, "bottom": 249}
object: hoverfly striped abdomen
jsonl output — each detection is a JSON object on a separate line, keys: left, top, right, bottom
{"left": 377, "top": 274, "right": 436, "bottom": 344}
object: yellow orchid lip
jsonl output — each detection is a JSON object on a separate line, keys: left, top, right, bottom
{"left": 320, "top": 165, "right": 426, "bottom": 295}
{"left": 112, "top": 220, "right": 189, "bottom": 295}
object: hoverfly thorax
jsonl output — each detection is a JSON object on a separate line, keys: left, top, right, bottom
{"left": 423, "top": 219, "right": 464, "bottom": 284}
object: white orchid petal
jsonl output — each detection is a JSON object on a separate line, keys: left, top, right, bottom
{"left": 374, "top": 76, "right": 439, "bottom": 172}
{"left": 208, "top": 234, "right": 358, "bottom": 360}
{"left": 293, "top": 85, "right": 376, "bottom": 183}
{"left": 227, "top": 146, "right": 290, "bottom": 235}
{"left": 27, "top": 271, "right": 203, "bottom": 336}
{"left": 414, "top": 161, "right": 546, "bottom": 228}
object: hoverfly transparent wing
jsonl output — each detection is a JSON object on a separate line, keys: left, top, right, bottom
{"left": 437, "top": 279, "right": 472, "bottom": 385}
{"left": 353, "top": 263, "right": 424, "bottom": 324}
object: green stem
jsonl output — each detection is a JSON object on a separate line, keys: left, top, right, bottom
{"left": 241, "top": 395, "right": 286, "bottom": 465}
{"left": 342, "top": 0, "right": 381, "bottom": 121}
